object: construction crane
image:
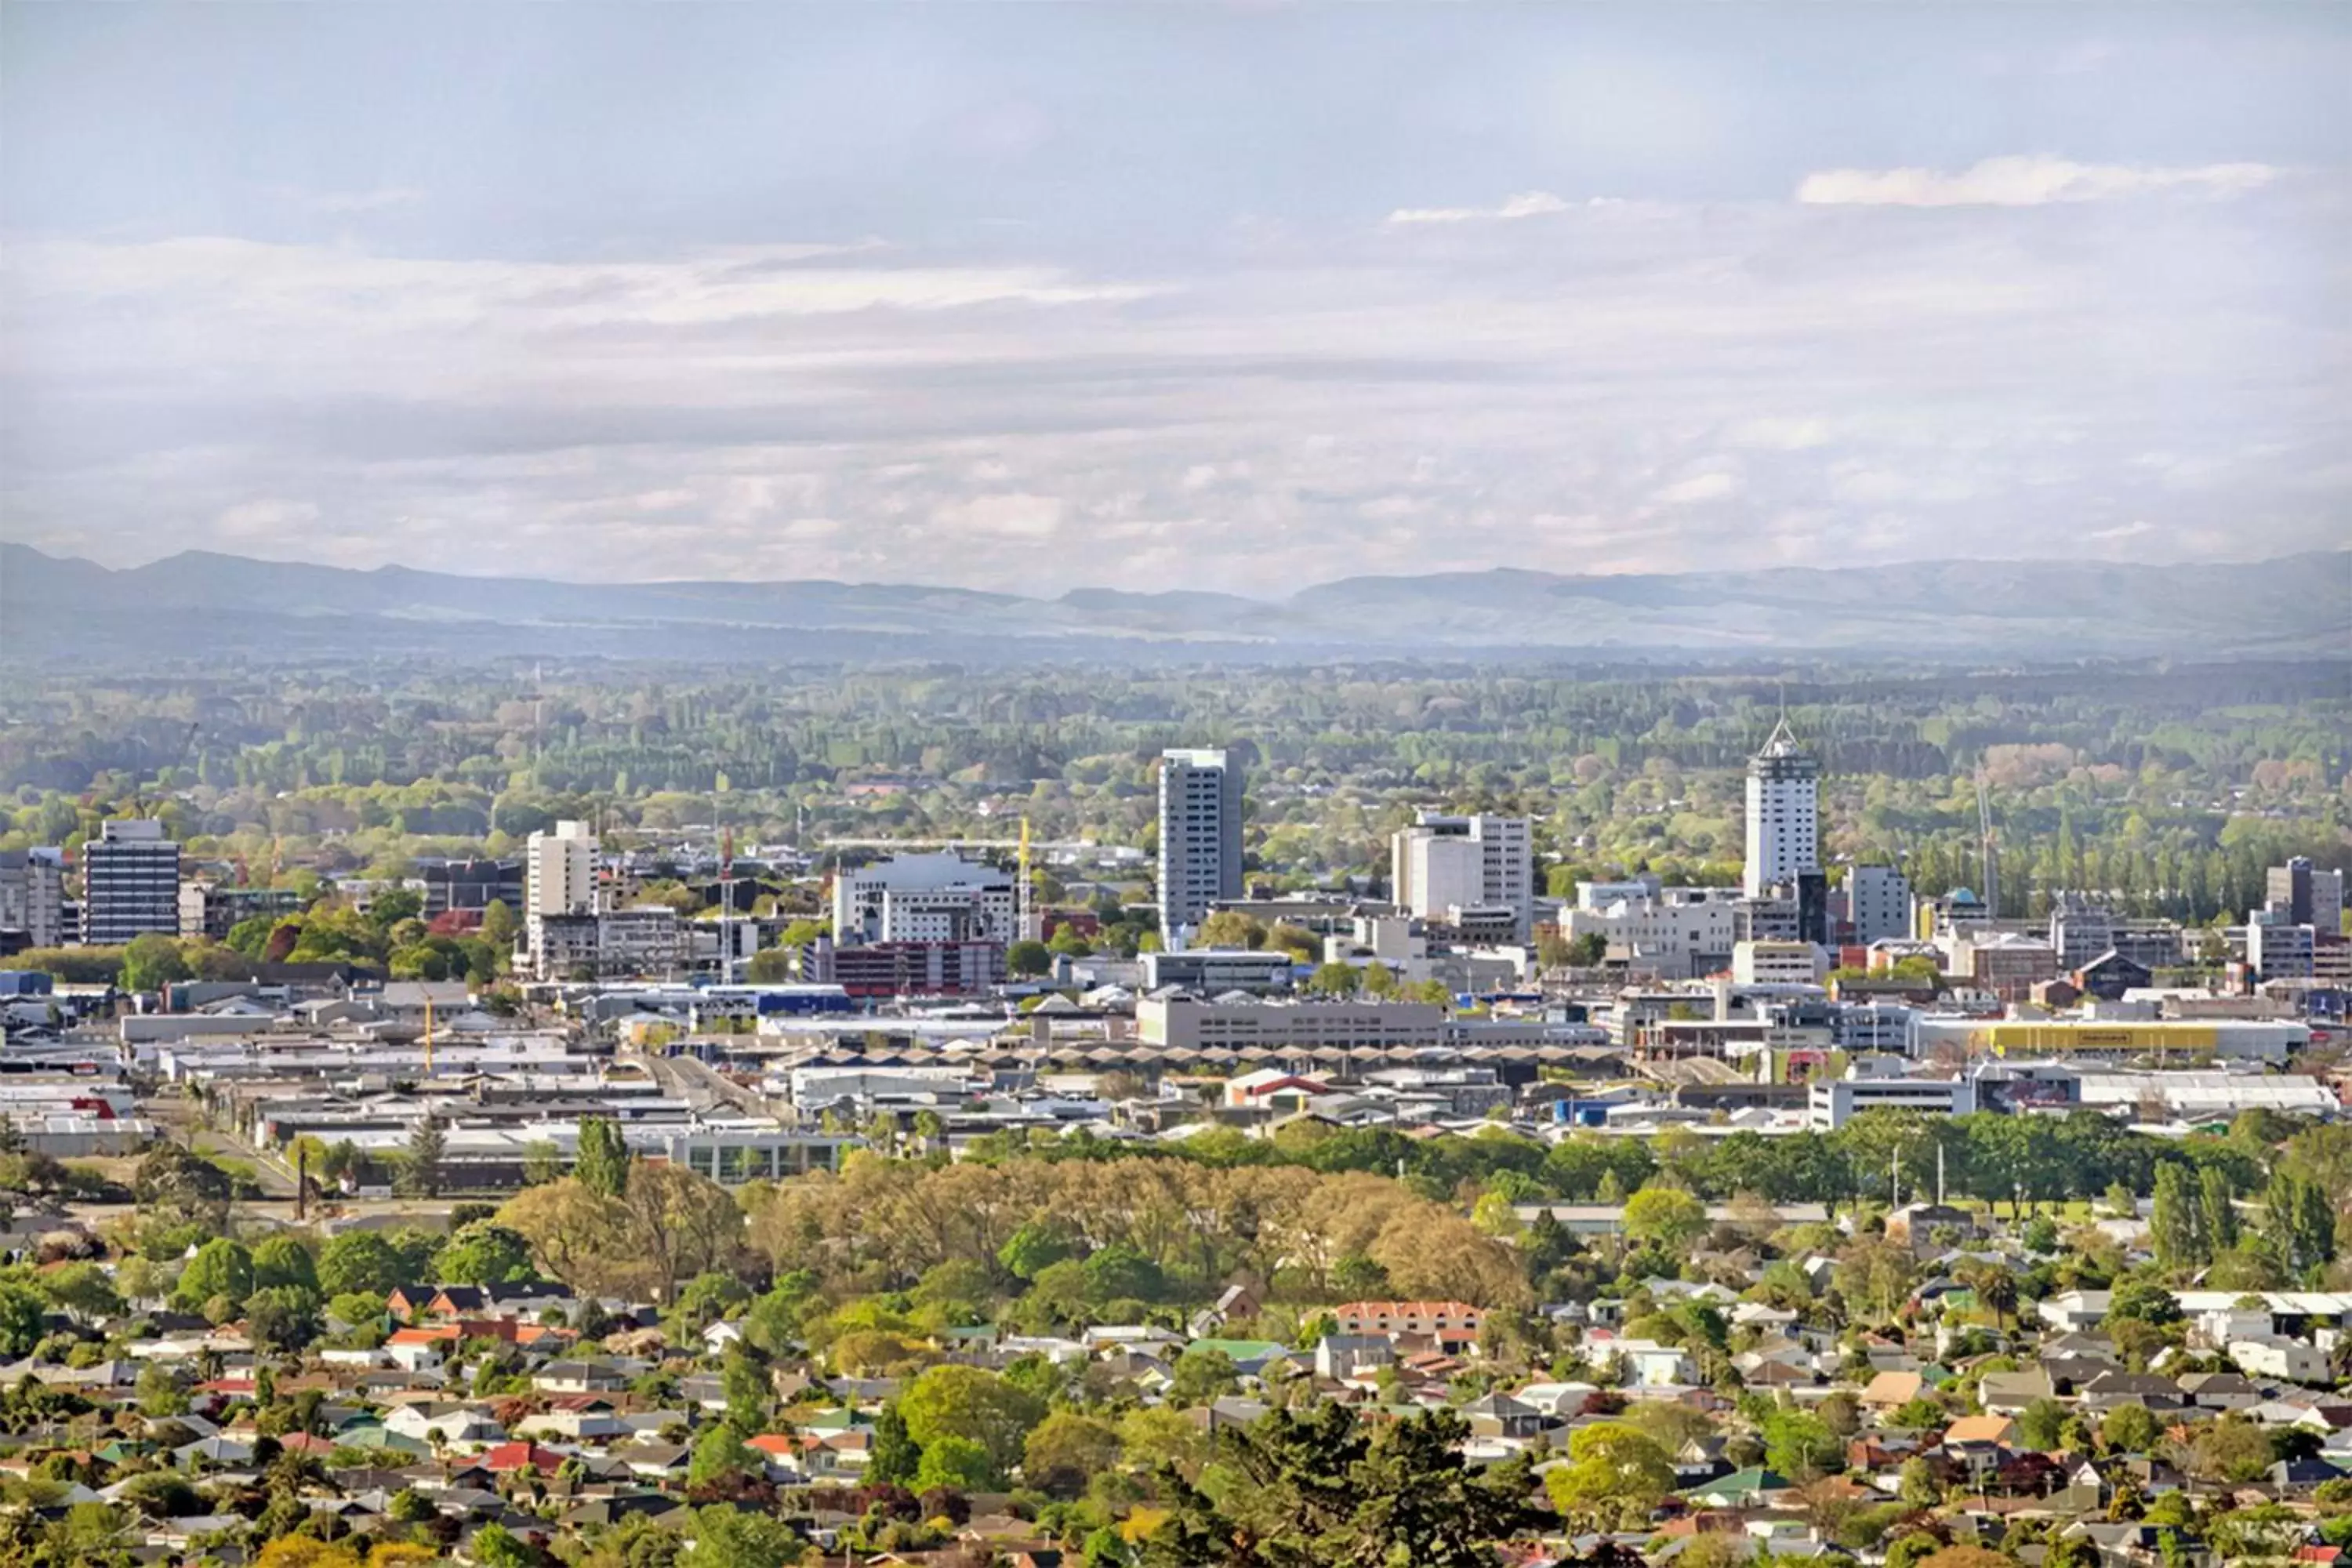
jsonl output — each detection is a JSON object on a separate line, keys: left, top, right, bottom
{"left": 1975, "top": 770, "right": 2000, "bottom": 918}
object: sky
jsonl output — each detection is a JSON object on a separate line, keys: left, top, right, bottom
{"left": 2, "top": 5, "right": 2346, "bottom": 597}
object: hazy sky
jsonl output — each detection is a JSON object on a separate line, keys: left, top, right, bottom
{"left": 2, "top": 5, "right": 2346, "bottom": 595}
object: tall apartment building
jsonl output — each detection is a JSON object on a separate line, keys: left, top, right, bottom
{"left": 1845, "top": 865, "right": 1911, "bottom": 946}
{"left": 0, "top": 848, "right": 67, "bottom": 949}
{"left": 524, "top": 822, "right": 599, "bottom": 918}
{"left": 1158, "top": 748, "right": 1243, "bottom": 941}
{"left": 1389, "top": 810, "right": 1535, "bottom": 941}
{"left": 830, "top": 851, "right": 1017, "bottom": 945}
{"left": 1744, "top": 719, "right": 1820, "bottom": 898}
{"left": 82, "top": 820, "right": 182, "bottom": 946}
{"left": 2268, "top": 857, "right": 2346, "bottom": 937}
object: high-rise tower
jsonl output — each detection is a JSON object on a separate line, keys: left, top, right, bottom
{"left": 1157, "top": 748, "right": 1243, "bottom": 942}
{"left": 1744, "top": 718, "right": 1819, "bottom": 898}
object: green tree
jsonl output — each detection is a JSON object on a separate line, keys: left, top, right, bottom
{"left": 2101, "top": 1403, "right": 2163, "bottom": 1454}
{"left": 678, "top": 1503, "right": 808, "bottom": 1568}
{"left": 397, "top": 1115, "right": 445, "bottom": 1199}
{"left": 869, "top": 1403, "right": 921, "bottom": 1485}
{"left": 896, "top": 1365, "right": 1047, "bottom": 1480}
{"left": 914, "top": 1433, "right": 997, "bottom": 1492}
{"left": 434, "top": 1221, "right": 538, "bottom": 1285}
{"left": 1622, "top": 1186, "right": 1709, "bottom": 1250}
{"left": 686, "top": 1425, "right": 757, "bottom": 1488}
{"left": 250, "top": 1235, "right": 318, "bottom": 1294}
{"left": 575, "top": 1116, "right": 632, "bottom": 1197}
{"left": 1024, "top": 1410, "right": 1123, "bottom": 1498}
{"left": 1007, "top": 939, "right": 1052, "bottom": 977}
{"left": 317, "top": 1231, "right": 405, "bottom": 1298}
{"left": 119, "top": 932, "right": 193, "bottom": 993}
{"left": 172, "top": 1237, "right": 255, "bottom": 1315}
{"left": 2018, "top": 1398, "right": 2070, "bottom": 1453}
{"left": 998, "top": 1221, "right": 1076, "bottom": 1281}
{"left": 0, "top": 1283, "right": 46, "bottom": 1357}
{"left": 1543, "top": 1421, "right": 1675, "bottom": 1525}
{"left": 1762, "top": 1409, "right": 1845, "bottom": 1482}
{"left": 1142, "top": 1404, "right": 1538, "bottom": 1568}
{"left": 245, "top": 1284, "right": 323, "bottom": 1352}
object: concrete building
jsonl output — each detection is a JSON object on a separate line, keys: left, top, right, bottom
{"left": 1744, "top": 718, "right": 1819, "bottom": 898}
{"left": 527, "top": 907, "right": 684, "bottom": 981}
{"left": 420, "top": 858, "right": 525, "bottom": 918}
{"left": 1809, "top": 1073, "right": 1976, "bottom": 1131}
{"left": 2049, "top": 895, "right": 2186, "bottom": 973}
{"left": 830, "top": 851, "right": 1016, "bottom": 946}
{"left": 1158, "top": 748, "right": 1244, "bottom": 941}
{"left": 0, "top": 848, "right": 67, "bottom": 949}
{"left": 1946, "top": 931, "right": 2060, "bottom": 1001}
{"left": 804, "top": 936, "right": 1004, "bottom": 997}
{"left": 2247, "top": 916, "right": 2318, "bottom": 982}
{"left": 524, "top": 822, "right": 598, "bottom": 918}
{"left": 1390, "top": 811, "right": 1534, "bottom": 940}
{"left": 1561, "top": 886, "right": 1737, "bottom": 981}
{"left": 177, "top": 884, "right": 305, "bottom": 942}
{"left": 1137, "top": 996, "right": 1448, "bottom": 1051}
{"left": 1140, "top": 948, "right": 1296, "bottom": 995}
{"left": 82, "top": 819, "right": 181, "bottom": 946}
{"left": 1733, "top": 940, "right": 1827, "bottom": 987}
{"left": 1846, "top": 866, "right": 1911, "bottom": 947}
{"left": 2269, "top": 857, "right": 2346, "bottom": 937}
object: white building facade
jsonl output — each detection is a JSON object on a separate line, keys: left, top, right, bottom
{"left": 829, "top": 851, "right": 1017, "bottom": 945}
{"left": 1744, "top": 720, "right": 1820, "bottom": 898}
{"left": 1390, "top": 811, "right": 1534, "bottom": 941}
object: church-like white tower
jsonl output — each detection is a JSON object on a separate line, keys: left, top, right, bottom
{"left": 1744, "top": 717, "right": 1819, "bottom": 898}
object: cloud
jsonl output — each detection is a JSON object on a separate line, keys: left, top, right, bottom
{"left": 3, "top": 187, "right": 2342, "bottom": 595}
{"left": 1653, "top": 472, "right": 1740, "bottom": 505}
{"left": 1387, "top": 191, "right": 1572, "bottom": 225}
{"left": 270, "top": 185, "right": 428, "bottom": 215}
{"left": 1796, "top": 154, "right": 2280, "bottom": 207}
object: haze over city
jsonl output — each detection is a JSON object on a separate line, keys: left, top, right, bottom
{"left": 3, "top": 5, "right": 2347, "bottom": 593}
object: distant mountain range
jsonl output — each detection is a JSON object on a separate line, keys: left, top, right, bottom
{"left": 3, "top": 542, "right": 2345, "bottom": 665}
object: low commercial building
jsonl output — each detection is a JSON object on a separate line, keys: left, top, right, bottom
{"left": 1923, "top": 1018, "right": 2308, "bottom": 1065}
{"left": 804, "top": 937, "right": 1004, "bottom": 997}
{"left": 1733, "top": 941, "right": 1825, "bottom": 987}
{"left": 1137, "top": 997, "right": 1448, "bottom": 1051}
{"left": 1140, "top": 949, "right": 1297, "bottom": 996}
{"left": 1808, "top": 1073, "right": 1976, "bottom": 1130}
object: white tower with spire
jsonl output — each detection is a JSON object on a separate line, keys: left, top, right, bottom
{"left": 1744, "top": 717, "right": 1820, "bottom": 898}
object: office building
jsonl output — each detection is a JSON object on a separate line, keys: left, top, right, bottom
{"left": 1809, "top": 1073, "right": 1976, "bottom": 1131}
{"left": 1141, "top": 948, "right": 1297, "bottom": 995}
{"left": 1389, "top": 811, "right": 1535, "bottom": 940}
{"left": 2269, "top": 857, "right": 2346, "bottom": 937}
{"left": 0, "top": 848, "right": 67, "bottom": 949}
{"left": 831, "top": 851, "right": 1017, "bottom": 945}
{"left": 82, "top": 820, "right": 182, "bottom": 946}
{"left": 420, "top": 858, "right": 525, "bottom": 918}
{"left": 1744, "top": 718, "right": 1820, "bottom": 898}
{"left": 1158, "top": 748, "right": 1243, "bottom": 940}
{"left": 1733, "top": 940, "right": 1827, "bottom": 987}
{"left": 2247, "top": 916, "right": 2317, "bottom": 982}
{"left": 804, "top": 936, "right": 1005, "bottom": 998}
{"left": 1846, "top": 866, "right": 1911, "bottom": 947}
{"left": 524, "top": 822, "right": 599, "bottom": 918}
{"left": 1561, "top": 886, "right": 1737, "bottom": 981}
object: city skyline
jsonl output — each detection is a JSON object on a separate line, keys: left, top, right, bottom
{"left": 5, "top": 5, "right": 2347, "bottom": 594}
